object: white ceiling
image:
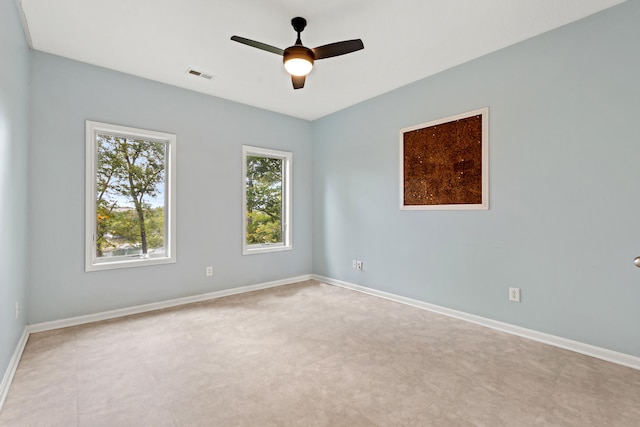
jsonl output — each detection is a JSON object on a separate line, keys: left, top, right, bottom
{"left": 18, "top": 0, "right": 625, "bottom": 120}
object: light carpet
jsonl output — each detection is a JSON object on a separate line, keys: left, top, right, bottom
{"left": 1, "top": 280, "right": 639, "bottom": 426}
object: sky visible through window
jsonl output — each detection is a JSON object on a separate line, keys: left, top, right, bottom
{"left": 106, "top": 184, "right": 165, "bottom": 208}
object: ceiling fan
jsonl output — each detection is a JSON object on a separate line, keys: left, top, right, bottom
{"left": 231, "top": 17, "right": 364, "bottom": 89}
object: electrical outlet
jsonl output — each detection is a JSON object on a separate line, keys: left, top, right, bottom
{"left": 509, "top": 287, "right": 521, "bottom": 303}
{"left": 356, "top": 260, "right": 363, "bottom": 271}
{"left": 15, "top": 302, "right": 19, "bottom": 320}
{"left": 352, "top": 260, "right": 357, "bottom": 269}
{"left": 206, "top": 266, "right": 213, "bottom": 277}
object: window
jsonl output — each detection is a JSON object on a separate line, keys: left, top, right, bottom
{"left": 242, "top": 145, "right": 292, "bottom": 255}
{"left": 85, "top": 121, "right": 176, "bottom": 271}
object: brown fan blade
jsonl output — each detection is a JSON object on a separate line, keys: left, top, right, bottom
{"left": 292, "top": 75, "right": 305, "bottom": 89}
{"left": 230, "top": 36, "right": 284, "bottom": 55}
{"left": 312, "top": 39, "right": 364, "bottom": 60}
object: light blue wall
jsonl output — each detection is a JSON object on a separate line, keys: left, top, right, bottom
{"left": 9, "top": 0, "right": 640, "bottom": 360}
{"left": 28, "top": 53, "right": 313, "bottom": 323}
{"left": 0, "top": 0, "right": 29, "bottom": 378}
{"left": 312, "top": 1, "right": 640, "bottom": 357}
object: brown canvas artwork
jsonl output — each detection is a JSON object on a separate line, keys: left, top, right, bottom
{"left": 403, "top": 114, "right": 482, "bottom": 206}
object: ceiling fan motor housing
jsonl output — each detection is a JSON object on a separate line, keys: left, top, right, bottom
{"left": 283, "top": 45, "right": 315, "bottom": 76}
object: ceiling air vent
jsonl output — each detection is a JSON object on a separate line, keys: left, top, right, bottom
{"left": 187, "top": 68, "right": 214, "bottom": 80}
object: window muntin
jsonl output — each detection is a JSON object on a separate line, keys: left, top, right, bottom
{"left": 242, "top": 146, "right": 292, "bottom": 255}
{"left": 86, "top": 121, "right": 176, "bottom": 271}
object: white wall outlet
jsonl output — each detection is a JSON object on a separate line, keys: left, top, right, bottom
{"left": 206, "top": 266, "right": 213, "bottom": 277}
{"left": 509, "top": 287, "right": 521, "bottom": 303}
{"left": 352, "top": 260, "right": 357, "bottom": 269}
{"left": 356, "top": 260, "right": 363, "bottom": 271}
{"left": 15, "top": 302, "right": 19, "bottom": 320}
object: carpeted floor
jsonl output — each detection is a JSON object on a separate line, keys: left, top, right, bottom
{"left": 1, "top": 280, "right": 639, "bottom": 426}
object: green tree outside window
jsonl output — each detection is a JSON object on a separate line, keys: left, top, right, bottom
{"left": 245, "top": 155, "right": 283, "bottom": 245}
{"left": 96, "top": 135, "right": 166, "bottom": 259}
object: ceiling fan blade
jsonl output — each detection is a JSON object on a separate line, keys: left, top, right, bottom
{"left": 312, "top": 39, "right": 364, "bottom": 60}
{"left": 230, "top": 36, "right": 284, "bottom": 55}
{"left": 292, "top": 75, "right": 305, "bottom": 89}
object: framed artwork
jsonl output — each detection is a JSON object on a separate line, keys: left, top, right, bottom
{"left": 400, "top": 107, "right": 489, "bottom": 210}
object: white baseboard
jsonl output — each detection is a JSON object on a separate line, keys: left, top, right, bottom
{"left": 0, "top": 326, "right": 29, "bottom": 412}
{"left": 29, "top": 275, "right": 312, "bottom": 333}
{"left": 314, "top": 275, "right": 640, "bottom": 371}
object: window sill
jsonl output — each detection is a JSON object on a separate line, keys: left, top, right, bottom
{"left": 86, "top": 256, "right": 176, "bottom": 272}
{"left": 243, "top": 245, "right": 292, "bottom": 256}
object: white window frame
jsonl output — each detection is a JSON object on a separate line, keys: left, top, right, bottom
{"left": 242, "top": 145, "right": 292, "bottom": 255}
{"left": 85, "top": 120, "right": 177, "bottom": 272}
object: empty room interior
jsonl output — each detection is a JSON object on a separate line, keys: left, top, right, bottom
{"left": 1, "top": 0, "right": 640, "bottom": 425}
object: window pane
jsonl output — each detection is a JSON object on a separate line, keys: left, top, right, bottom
{"left": 95, "top": 134, "right": 167, "bottom": 263}
{"left": 245, "top": 155, "right": 283, "bottom": 246}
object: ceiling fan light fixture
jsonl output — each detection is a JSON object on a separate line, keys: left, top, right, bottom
{"left": 284, "top": 58, "right": 313, "bottom": 76}
{"left": 283, "top": 46, "right": 314, "bottom": 76}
